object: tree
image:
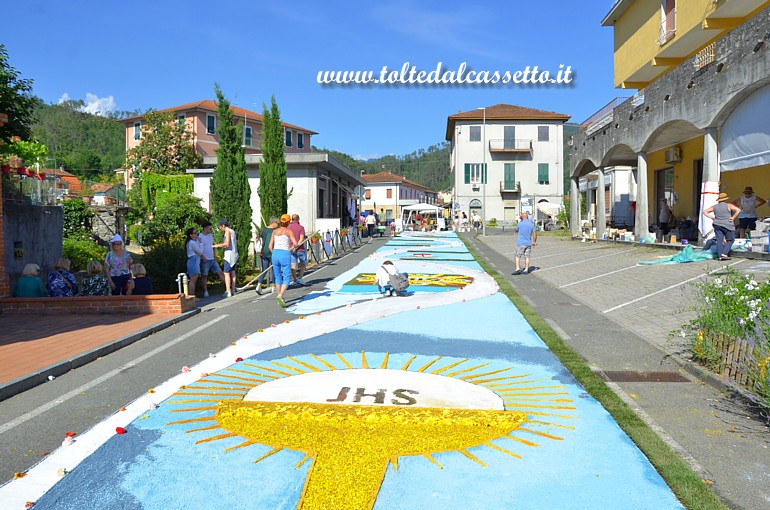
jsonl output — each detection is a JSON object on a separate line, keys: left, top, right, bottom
{"left": 209, "top": 84, "right": 252, "bottom": 266}
{"left": 124, "top": 110, "right": 200, "bottom": 176}
{"left": 0, "top": 44, "right": 36, "bottom": 146}
{"left": 258, "top": 95, "right": 287, "bottom": 222}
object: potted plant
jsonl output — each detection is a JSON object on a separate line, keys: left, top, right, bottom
{"left": 81, "top": 183, "right": 94, "bottom": 204}
{"left": 310, "top": 231, "right": 322, "bottom": 244}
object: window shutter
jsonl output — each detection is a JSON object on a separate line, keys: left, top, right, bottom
{"left": 464, "top": 163, "right": 471, "bottom": 184}
{"left": 504, "top": 163, "right": 515, "bottom": 188}
{"left": 482, "top": 163, "right": 487, "bottom": 184}
{"left": 538, "top": 163, "right": 549, "bottom": 184}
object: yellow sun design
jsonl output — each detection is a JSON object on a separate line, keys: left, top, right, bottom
{"left": 167, "top": 352, "right": 575, "bottom": 510}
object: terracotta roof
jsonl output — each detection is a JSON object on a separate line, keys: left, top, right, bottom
{"left": 445, "top": 104, "right": 571, "bottom": 140}
{"left": 90, "top": 183, "right": 115, "bottom": 193}
{"left": 42, "top": 168, "right": 77, "bottom": 178}
{"left": 363, "top": 171, "right": 432, "bottom": 192}
{"left": 122, "top": 100, "right": 317, "bottom": 134}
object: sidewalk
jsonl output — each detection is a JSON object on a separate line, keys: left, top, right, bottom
{"left": 465, "top": 230, "right": 770, "bottom": 510}
{"left": 0, "top": 310, "right": 198, "bottom": 401}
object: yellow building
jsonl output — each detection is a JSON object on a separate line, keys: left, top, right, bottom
{"left": 572, "top": 0, "right": 770, "bottom": 242}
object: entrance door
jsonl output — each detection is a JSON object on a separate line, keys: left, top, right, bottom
{"left": 655, "top": 167, "right": 674, "bottom": 222}
{"left": 692, "top": 159, "right": 703, "bottom": 218}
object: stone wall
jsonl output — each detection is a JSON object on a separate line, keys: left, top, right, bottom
{"left": 91, "top": 205, "right": 130, "bottom": 244}
{"left": 0, "top": 176, "right": 8, "bottom": 297}
{"left": 2, "top": 202, "right": 63, "bottom": 287}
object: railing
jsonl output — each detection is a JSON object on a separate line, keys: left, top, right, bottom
{"left": 694, "top": 330, "right": 762, "bottom": 390}
{"left": 581, "top": 97, "right": 630, "bottom": 135}
{"left": 500, "top": 180, "right": 521, "bottom": 192}
{"left": 488, "top": 139, "right": 532, "bottom": 152}
{"left": 239, "top": 227, "right": 365, "bottom": 291}
{"left": 1, "top": 173, "right": 59, "bottom": 205}
{"left": 694, "top": 42, "right": 716, "bottom": 70}
{"left": 659, "top": 8, "right": 676, "bottom": 45}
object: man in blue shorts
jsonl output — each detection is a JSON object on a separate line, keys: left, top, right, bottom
{"left": 512, "top": 211, "right": 537, "bottom": 275}
{"left": 287, "top": 214, "right": 308, "bottom": 286}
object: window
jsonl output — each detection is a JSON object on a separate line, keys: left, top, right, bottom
{"left": 504, "top": 163, "right": 516, "bottom": 189}
{"left": 177, "top": 114, "right": 186, "bottom": 127}
{"left": 133, "top": 122, "right": 141, "bottom": 140}
{"left": 297, "top": 132, "right": 304, "bottom": 149}
{"left": 504, "top": 126, "right": 516, "bottom": 149}
{"left": 538, "top": 163, "right": 550, "bottom": 185}
{"left": 386, "top": 188, "right": 393, "bottom": 199}
{"left": 206, "top": 114, "right": 216, "bottom": 135}
{"left": 285, "top": 130, "right": 293, "bottom": 147}
{"left": 244, "top": 126, "right": 252, "bottom": 147}
{"left": 538, "top": 126, "right": 549, "bottom": 142}
{"left": 464, "top": 163, "right": 487, "bottom": 184}
{"left": 469, "top": 126, "right": 481, "bottom": 142}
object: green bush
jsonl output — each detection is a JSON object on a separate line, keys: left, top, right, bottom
{"left": 63, "top": 236, "right": 108, "bottom": 272}
{"left": 140, "top": 233, "right": 187, "bottom": 294}
{"left": 62, "top": 199, "right": 94, "bottom": 237}
{"left": 139, "top": 194, "right": 211, "bottom": 247}
{"left": 487, "top": 218, "right": 497, "bottom": 227}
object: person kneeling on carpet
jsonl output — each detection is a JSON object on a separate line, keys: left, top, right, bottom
{"left": 376, "top": 260, "right": 409, "bottom": 297}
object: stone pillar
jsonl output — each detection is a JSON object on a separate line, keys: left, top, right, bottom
{"left": 570, "top": 175, "right": 580, "bottom": 237}
{"left": 596, "top": 167, "right": 607, "bottom": 240}
{"left": 636, "top": 152, "right": 649, "bottom": 239}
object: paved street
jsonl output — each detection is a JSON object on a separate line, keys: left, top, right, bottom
{"left": 0, "top": 232, "right": 768, "bottom": 509}
{"left": 466, "top": 230, "right": 770, "bottom": 510}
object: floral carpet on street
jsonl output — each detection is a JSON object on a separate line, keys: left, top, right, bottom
{"left": 0, "top": 233, "right": 683, "bottom": 509}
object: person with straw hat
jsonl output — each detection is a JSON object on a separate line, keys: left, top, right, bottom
{"left": 703, "top": 192, "right": 741, "bottom": 261}
{"left": 732, "top": 186, "right": 766, "bottom": 238}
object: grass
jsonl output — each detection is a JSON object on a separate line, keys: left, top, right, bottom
{"left": 462, "top": 240, "right": 728, "bottom": 510}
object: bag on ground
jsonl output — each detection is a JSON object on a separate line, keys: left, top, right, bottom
{"left": 389, "top": 272, "right": 409, "bottom": 292}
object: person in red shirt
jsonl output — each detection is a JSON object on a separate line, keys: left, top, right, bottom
{"left": 287, "top": 214, "right": 308, "bottom": 286}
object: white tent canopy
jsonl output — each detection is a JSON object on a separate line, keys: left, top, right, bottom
{"left": 401, "top": 203, "right": 446, "bottom": 230}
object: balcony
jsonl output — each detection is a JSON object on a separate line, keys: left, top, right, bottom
{"left": 500, "top": 180, "right": 521, "bottom": 193}
{"left": 488, "top": 139, "right": 532, "bottom": 154}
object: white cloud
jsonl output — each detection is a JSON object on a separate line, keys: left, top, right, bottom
{"left": 57, "top": 92, "right": 117, "bottom": 116}
{"left": 353, "top": 153, "right": 381, "bottom": 161}
{"left": 82, "top": 93, "right": 117, "bottom": 116}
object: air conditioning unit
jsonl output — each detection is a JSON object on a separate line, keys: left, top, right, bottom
{"left": 664, "top": 147, "right": 681, "bottom": 164}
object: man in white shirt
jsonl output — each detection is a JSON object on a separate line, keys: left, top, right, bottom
{"left": 198, "top": 221, "right": 226, "bottom": 298}
{"left": 214, "top": 220, "right": 238, "bottom": 297}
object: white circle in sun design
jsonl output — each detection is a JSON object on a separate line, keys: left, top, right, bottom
{"left": 243, "top": 369, "right": 505, "bottom": 410}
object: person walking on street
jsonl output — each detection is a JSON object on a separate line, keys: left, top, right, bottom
{"left": 288, "top": 214, "right": 308, "bottom": 286}
{"left": 198, "top": 221, "right": 226, "bottom": 298}
{"left": 214, "top": 220, "right": 238, "bottom": 297}
{"left": 269, "top": 214, "right": 299, "bottom": 308}
{"left": 257, "top": 216, "right": 278, "bottom": 294}
{"left": 703, "top": 192, "right": 741, "bottom": 261}
{"left": 366, "top": 212, "right": 377, "bottom": 238}
{"left": 471, "top": 211, "right": 482, "bottom": 235}
{"left": 512, "top": 211, "right": 537, "bottom": 275}
{"left": 732, "top": 186, "right": 766, "bottom": 238}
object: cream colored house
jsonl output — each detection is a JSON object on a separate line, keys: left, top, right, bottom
{"left": 447, "top": 104, "right": 570, "bottom": 223}
{"left": 361, "top": 171, "right": 438, "bottom": 223}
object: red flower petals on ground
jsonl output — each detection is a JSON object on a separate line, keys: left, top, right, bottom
{"left": 235, "top": 357, "right": 243, "bottom": 362}
{"left": 115, "top": 427, "right": 127, "bottom": 434}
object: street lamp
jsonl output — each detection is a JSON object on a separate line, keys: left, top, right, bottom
{"left": 478, "top": 107, "right": 487, "bottom": 235}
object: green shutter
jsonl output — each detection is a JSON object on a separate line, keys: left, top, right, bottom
{"left": 464, "top": 163, "right": 471, "bottom": 184}
{"left": 504, "top": 163, "right": 516, "bottom": 189}
{"left": 538, "top": 163, "right": 549, "bottom": 184}
{"left": 482, "top": 163, "right": 487, "bottom": 184}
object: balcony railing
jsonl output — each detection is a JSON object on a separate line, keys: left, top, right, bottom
{"left": 694, "top": 42, "right": 716, "bottom": 70}
{"left": 659, "top": 8, "right": 676, "bottom": 45}
{"left": 1, "top": 173, "right": 59, "bottom": 205}
{"left": 488, "top": 139, "right": 532, "bottom": 153}
{"left": 582, "top": 97, "right": 629, "bottom": 135}
{"left": 500, "top": 180, "right": 521, "bottom": 193}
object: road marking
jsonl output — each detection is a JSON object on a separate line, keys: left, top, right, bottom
{"left": 559, "top": 265, "right": 637, "bottom": 288}
{"left": 503, "top": 245, "right": 613, "bottom": 259}
{"left": 545, "top": 318, "right": 571, "bottom": 340}
{"left": 536, "top": 248, "right": 638, "bottom": 272}
{"left": 0, "top": 315, "right": 228, "bottom": 436}
{"left": 603, "top": 260, "right": 745, "bottom": 313}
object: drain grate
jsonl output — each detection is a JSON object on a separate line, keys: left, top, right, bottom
{"left": 601, "top": 371, "right": 690, "bottom": 383}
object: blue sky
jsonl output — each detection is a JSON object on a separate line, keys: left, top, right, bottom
{"left": 4, "top": 0, "right": 621, "bottom": 159}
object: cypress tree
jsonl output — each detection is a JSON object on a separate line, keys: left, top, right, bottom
{"left": 210, "top": 84, "right": 253, "bottom": 266}
{"left": 258, "top": 96, "right": 287, "bottom": 222}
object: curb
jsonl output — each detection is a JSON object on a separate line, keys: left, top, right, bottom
{"left": 0, "top": 309, "right": 200, "bottom": 402}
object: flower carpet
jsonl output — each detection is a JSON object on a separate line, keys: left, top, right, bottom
{"left": 0, "top": 233, "right": 683, "bottom": 509}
